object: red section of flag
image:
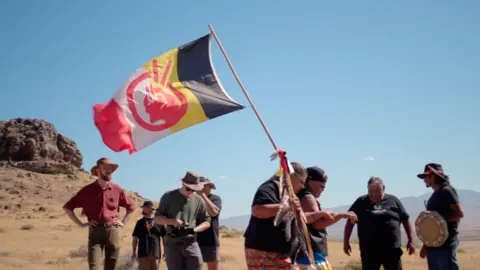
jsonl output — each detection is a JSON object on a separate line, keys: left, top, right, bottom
{"left": 93, "top": 99, "right": 136, "bottom": 154}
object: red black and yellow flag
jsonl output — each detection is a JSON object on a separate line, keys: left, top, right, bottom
{"left": 93, "top": 34, "right": 245, "bottom": 154}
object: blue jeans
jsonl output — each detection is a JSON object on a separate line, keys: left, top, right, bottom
{"left": 426, "top": 245, "right": 459, "bottom": 270}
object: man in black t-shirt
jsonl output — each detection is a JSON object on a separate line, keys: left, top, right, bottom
{"left": 196, "top": 177, "right": 222, "bottom": 270}
{"left": 344, "top": 177, "right": 415, "bottom": 270}
{"left": 132, "top": 201, "right": 167, "bottom": 270}
{"left": 243, "top": 162, "right": 332, "bottom": 269}
{"left": 416, "top": 163, "right": 464, "bottom": 270}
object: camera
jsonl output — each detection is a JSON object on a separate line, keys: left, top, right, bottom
{"left": 169, "top": 223, "right": 195, "bottom": 237}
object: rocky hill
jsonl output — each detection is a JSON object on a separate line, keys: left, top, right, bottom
{"left": 0, "top": 118, "right": 150, "bottom": 221}
{"left": 0, "top": 118, "right": 157, "bottom": 269}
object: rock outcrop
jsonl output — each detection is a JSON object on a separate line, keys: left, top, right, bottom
{"left": 0, "top": 118, "right": 83, "bottom": 174}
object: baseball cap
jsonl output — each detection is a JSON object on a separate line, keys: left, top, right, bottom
{"left": 306, "top": 166, "right": 328, "bottom": 182}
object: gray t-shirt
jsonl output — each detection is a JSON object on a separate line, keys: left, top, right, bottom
{"left": 155, "top": 189, "right": 211, "bottom": 234}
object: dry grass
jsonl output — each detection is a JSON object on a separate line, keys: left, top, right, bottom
{"left": 0, "top": 166, "right": 479, "bottom": 270}
{"left": 0, "top": 217, "right": 479, "bottom": 270}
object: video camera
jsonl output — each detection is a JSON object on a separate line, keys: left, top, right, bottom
{"left": 168, "top": 223, "right": 195, "bottom": 237}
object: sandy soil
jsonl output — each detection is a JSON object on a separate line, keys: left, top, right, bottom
{"left": 0, "top": 166, "right": 478, "bottom": 269}
{"left": 0, "top": 217, "right": 478, "bottom": 270}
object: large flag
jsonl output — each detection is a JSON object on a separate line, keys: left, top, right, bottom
{"left": 93, "top": 34, "right": 245, "bottom": 154}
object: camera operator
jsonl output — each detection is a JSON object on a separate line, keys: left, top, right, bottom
{"left": 154, "top": 171, "right": 211, "bottom": 270}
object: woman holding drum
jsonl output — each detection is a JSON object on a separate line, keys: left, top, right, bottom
{"left": 416, "top": 163, "right": 464, "bottom": 270}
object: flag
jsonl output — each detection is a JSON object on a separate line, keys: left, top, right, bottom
{"left": 93, "top": 34, "right": 245, "bottom": 154}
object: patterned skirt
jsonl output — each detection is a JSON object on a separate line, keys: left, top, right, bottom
{"left": 296, "top": 252, "right": 332, "bottom": 270}
{"left": 245, "top": 248, "right": 299, "bottom": 270}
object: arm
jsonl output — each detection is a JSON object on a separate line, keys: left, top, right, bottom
{"left": 402, "top": 220, "right": 414, "bottom": 243}
{"left": 64, "top": 209, "right": 85, "bottom": 227}
{"left": 397, "top": 198, "right": 414, "bottom": 243}
{"left": 194, "top": 221, "right": 211, "bottom": 232}
{"left": 448, "top": 204, "right": 464, "bottom": 222}
{"left": 201, "top": 194, "right": 221, "bottom": 217}
{"left": 252, "top": 204, "right": 282, "bottom": 218}
{"left": 131, "top": 222, "right": 140, "bottom": 256}
{"left": 194, "top": 200, "right": 211, "bottom": 233}
{"left": 445, "top": 188, "right": 464, "bottom": 222}
{"left": 251, "top": 184, "right": 280, "bottom": 219}
{"left": 344, "top": 198, "right": 361, "bottom": 244}
{"left": 119, "top": 190, "right": 135, "bottom": 225}
{"left": 63, "top": 190, "right": 86, "bottom": 227}
{"left": 313, "top": 212, "right": 346, "bottom": 229}
{"left": 131, "top": 237, "right": 138, "bottom": 255}
{"left": 344, "top": 221, "right": 355, "bottom": 243}
{"left": 300, "top": 194, "right": 334, "bottom": 228}
{"left": 154, "top": 193, "right": 177, "bottom": 225}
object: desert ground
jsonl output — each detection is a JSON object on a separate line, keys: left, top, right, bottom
{"left": 0, "top": 166, "right": 479, "bottom": 270}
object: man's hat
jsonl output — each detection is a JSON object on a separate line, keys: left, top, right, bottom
{"left": 417, "top": 163, "right": 449, "bottom": 181}
{"left": 180, "top": 171, "right": 204, "bottom": 191}
{"left": 306, "top": 166, "right": 328, "bottom": 182}
{"left": 199, "top": 176, "right": 216, "bottom": 190}
{"left": 90, "top": 158, "right": 119, "bottom": 176}
{"left": 141, "top": 201, "right": 155, "bottom": 209}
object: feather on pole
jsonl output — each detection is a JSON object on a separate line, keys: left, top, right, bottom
{"left": 272, "top": 149, "right": 315, "bottom": 267}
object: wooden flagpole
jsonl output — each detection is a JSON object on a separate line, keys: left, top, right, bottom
{"left": 208, "top": 24, "right": 315, "bottom": 266}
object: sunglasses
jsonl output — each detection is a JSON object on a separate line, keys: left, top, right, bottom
{"left": 185, "top": 187, "right": 194, "bottom": 192}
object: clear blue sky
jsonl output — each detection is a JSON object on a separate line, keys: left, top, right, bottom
{"left": 1, "top": 1, "right": 478, "bottom": 218}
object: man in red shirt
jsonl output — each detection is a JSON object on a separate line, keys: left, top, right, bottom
{"left": 63, "top": 157, "right": 135, "bottom": 270}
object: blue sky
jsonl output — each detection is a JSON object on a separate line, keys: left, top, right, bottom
{"left": 1, "top": 1, "right": 478, "bottom": 218}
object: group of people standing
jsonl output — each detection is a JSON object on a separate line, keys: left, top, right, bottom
{"left": 63, "top": 157, "right": 464, "bottom": 270}
{"left": 243, "top": 162, "right": 464, "bottom": 270}
{"left": 63, "top": 158, "right": 222, "bottom": 270}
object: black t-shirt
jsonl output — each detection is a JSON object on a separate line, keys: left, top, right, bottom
{"left": 297, "top": 188, "right": 328, "bottom": 256}
{"left": 244, "top": 178, "right": 295, "bottom": 257}
{"left": 348, "top": 194, "right": 409, "bottom": 252}
{"left": 197, "top": 194, "right": 222, "bottom": 247}
{"left": 426, "top": 184, "right": 460, "bottom": 249}
{"left": 132, "top": 217, "right": 167, "bottom": 258}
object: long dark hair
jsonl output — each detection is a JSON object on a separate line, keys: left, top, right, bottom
{"left": 434, "top": 174, "right": 458, "bottom": 196}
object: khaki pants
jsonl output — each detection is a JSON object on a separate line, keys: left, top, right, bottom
{"left": 87, "top": 226, "right": 120, "bottom": 270}
{"left": 138, "top": 256, "right": 160, "bottom": 270}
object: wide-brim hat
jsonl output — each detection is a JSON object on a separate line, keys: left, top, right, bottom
{"left": 90, "top": 157, "right": 119, "bottom": 176}
{"left": 180, "top": 171, "right": 204, "bottom": 191}
{"left": 199, "top": 176, "right": 216, "bottom": 190}
{"left": 417, "top": 163, "right": 449, "bottom": 181}
{"left": 141, "top": 201, "right": 155, "bottom": 209}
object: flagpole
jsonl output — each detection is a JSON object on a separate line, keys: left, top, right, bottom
{"left": 207, "top": 24, "right": 277, "bottom": 151}
{"left": 208, "top": 24, "right": 315, "bottom": 266}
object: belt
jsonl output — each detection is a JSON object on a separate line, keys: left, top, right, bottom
{"left": 92, "top": 222, "right": 116, "bottom": 228}
{"left": 167, "top": 234, "right": 197, "bottom": 245}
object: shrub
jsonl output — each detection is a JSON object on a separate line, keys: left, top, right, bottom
{"left": 344, "top": 260, "right": 362, "bottom": 270}
{"left": 221, "top": 229, "right": 243, "bottom": 238}
{"left": 20, "top": 224, "right": 34, "bottom": 230}
{"left": 69, "top": 245, "right": 88, "bottom": 258}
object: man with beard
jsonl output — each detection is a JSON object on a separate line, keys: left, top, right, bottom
{"left": 131, "top": 201, "right": 167, "bottom": 270}
{"left": 63, "top": 157, "right": 135, "bottom": 270}
{"left": 196, "top": 177, "right": 222, "bottom": 270}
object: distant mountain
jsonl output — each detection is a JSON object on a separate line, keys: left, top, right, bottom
{"left": 220, "top": 189, "right": 480, "bottom": 241}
